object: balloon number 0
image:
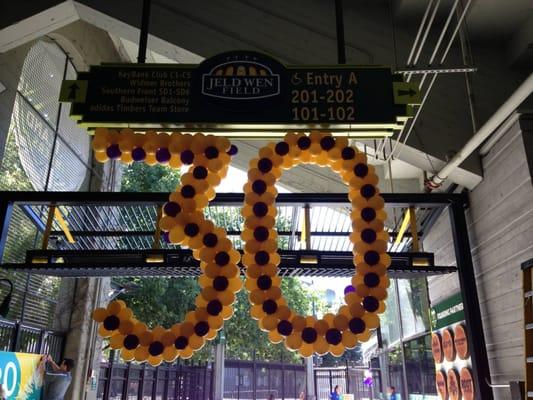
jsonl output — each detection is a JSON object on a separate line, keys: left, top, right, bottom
{"left": 91, "top": 129, "right": 390, "bottom": 363}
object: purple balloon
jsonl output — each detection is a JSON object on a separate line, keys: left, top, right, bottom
{"left": 344, "top": 285, "right": 356, "bottom": 295}
{"left": 180, "top": 150, "right": 194, "bottom": 165}
{"left": 106, "top": 144, "right": 121, "bottom": 159}
{"left": 227, "top": 144, "right": 238, "bottom": 156}
{"left": 156, "top": 147, "right": 171, "bottom": 163}
{"left": 132, "top": 147, "right": 146, "bottom": 161}
{"left": 163, "top": 201, "right": 181, "bottom": 217}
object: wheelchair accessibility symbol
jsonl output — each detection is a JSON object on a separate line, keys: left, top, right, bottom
{"left": 291, "top": 73, "right": 303, "bottom": 85}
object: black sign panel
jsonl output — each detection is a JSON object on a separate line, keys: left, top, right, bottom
{"left": 62, "top": 51, "right": 418, "bottom": 133}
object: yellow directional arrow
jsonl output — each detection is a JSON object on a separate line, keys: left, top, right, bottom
{"left": 393, "top": 82, "right": 421, "bottom": 105}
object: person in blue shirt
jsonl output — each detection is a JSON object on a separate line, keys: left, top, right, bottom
{"left": 42, "top": 355, "right": 74, "bottom": 400}
{"left": 388, "top": 386, "right": 398, "bottom": 400}
{"left": 330, "top": 385, "right": 341, "bottom": 400}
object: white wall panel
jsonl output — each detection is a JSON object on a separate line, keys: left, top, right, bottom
{"left": 424, "top": 115, "right": 533, "bottom": 399}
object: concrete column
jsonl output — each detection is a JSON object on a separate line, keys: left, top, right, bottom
{"left": 60, "top": 278, "right": 105, "bottom": 400}
{"left": 378, "top": 352, "right": 390, "bottom": 397}
{"left": 305, "top": 357, "right": 316, "bottom": 400}
{"left": 212, "top": 340, "right": 225, "bottom": 400}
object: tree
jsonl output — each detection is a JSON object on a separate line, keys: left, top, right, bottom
{"left": 118, "top": 162, "right": 318, "bottom": 363}
{"left": 121, "top": 162, "right": 181, "bottom": 193}
{"left": 224, "top": 277, "right": 317, "bottom": 362}
{"left": 319, "top": 346, "right": 363, "bottom": 367}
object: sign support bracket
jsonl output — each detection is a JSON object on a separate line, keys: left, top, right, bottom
{"left": 137, "top": 0, "right": 152, "bottom": 63}
{"left": 335, "top": 0, "right": 346, "bottom": 64}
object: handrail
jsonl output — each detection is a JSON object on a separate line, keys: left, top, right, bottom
{"left": 0, "top": 190, "right": 467, "bottom": 207}
{"left": 0, "top": 317, "right": 66, "bottom": 336}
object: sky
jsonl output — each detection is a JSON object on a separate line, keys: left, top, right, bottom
{"left": 216, "top": 165, "right": 289, "bottom": 193}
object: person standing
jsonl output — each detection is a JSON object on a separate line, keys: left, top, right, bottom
{"left": 42, "top": 355, "right": 74, "bottom": 400}
{"left": 388, "top": 386, "right": 398, "bottom": 400}
{"left": 330, "top": 385, "right": 341, "bottom": 400}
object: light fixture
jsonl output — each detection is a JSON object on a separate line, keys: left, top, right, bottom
{"left": 0, "top": 279, "right": 14, "bottom": 318}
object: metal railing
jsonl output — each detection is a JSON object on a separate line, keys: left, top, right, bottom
{"left": 97, "top": 357, "right": 308, "bottom": 400}
{"left": 0, "top": 318, "right": 65, "bottom": 360}
{"left": 224, "top": 359, "right": 305, "bottom": 400}
{"left": 314, "top": 366, "right": 381, "bottom": 400}
{"left": 97, "top": 357, "right": 213, "bottom": 400}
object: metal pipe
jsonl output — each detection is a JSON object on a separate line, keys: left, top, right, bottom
{"left": 479, "top": 113, "right": 520, "bottom": 156}
{"left": 429, "top": 73, "right": 533, "bottom": 188}
{"left": 485, "top": 378, "right": 510, "bottom": 389}
{"left": 137, "top": 0, "right": 152, "bottom": 63}
{"left": 335, "top": 0, "right": 346, "bottom": 64}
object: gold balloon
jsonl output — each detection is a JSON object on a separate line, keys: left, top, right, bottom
{"left": 188, "top": 335, "right": 205, "bottom": 351}
{"left": 313, "top": 337, "right": 330, "bottom": 355}
{"left": 92, "top": 308, "right": 108, "bottom": 322}
{"left": 162, "top": 346, "right": 178, "bottom": 363}
{"left": 106, "top": 300, "right": 126, "bottom": 315}
{"left": 98, "top": 324, "right": 113, "bottom": 338}
{"left": 121, "top": 349, "right": 136, "bottom": 362}
{"left": 299, "top": 343, "right": 314, "bottom": 358}
{"left": 94, "top": 151, "right": 109, "bottom": 163}
{"left": 240, "top": 132, "right": 389, "bottom": 358}
{"left": 147, "top": 355, "right": 163, "bottom": 367}
{"left": 285, "top": 333, "right": 303, "bottom": 351}
{"left": 134, "top": 346, "right": 149, "bottom": 362}
{"left": 268, "top": 329, "right": 284, "bottom": 344}
{"left": 110, "top": 334, "right": 125, "bottom": 349}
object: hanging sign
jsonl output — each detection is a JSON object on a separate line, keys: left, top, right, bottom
{"left": 431, "top": 294, "right": 475, "bottom": 400}
{"left": 59, "top": 51, "right": 418, "bottom": 135}
{"left": 430, "top": 293, "right": 464, "bottom": 330}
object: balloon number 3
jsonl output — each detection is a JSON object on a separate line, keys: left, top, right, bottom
{"left": 91, "top": 129, "right": 390, "bottom": 363}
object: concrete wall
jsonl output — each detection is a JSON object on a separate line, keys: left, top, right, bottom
{"left": 424, "top": 113, "right": 533, "bottom": 399}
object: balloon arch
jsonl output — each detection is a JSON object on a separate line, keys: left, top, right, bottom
{"left": 91, "top": 129, "right": 390, "bottom": 365}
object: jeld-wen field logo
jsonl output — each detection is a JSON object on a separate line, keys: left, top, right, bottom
{"left": 202, "top": 59, "right": 280, "bottom": 100}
